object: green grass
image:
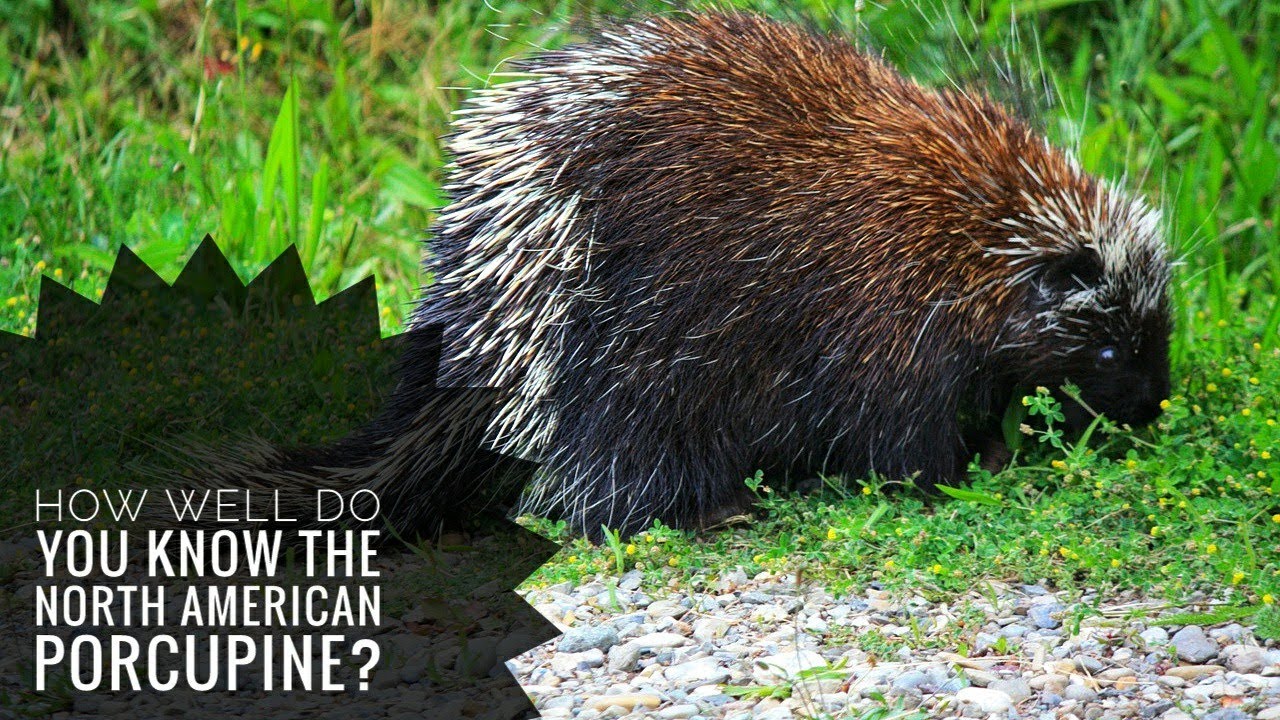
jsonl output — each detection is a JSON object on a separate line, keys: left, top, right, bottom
{"left": 2, "top": 0, "right": 1279, "bottom": 616}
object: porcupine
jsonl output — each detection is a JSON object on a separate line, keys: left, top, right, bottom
{"left": 226, "top": 11, "right": 1172, "bottom": 541}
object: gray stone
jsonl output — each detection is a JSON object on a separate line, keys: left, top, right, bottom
{"left": 632, "top": 632, "right": 691, "bottom": 649}
{"left": 1221, "top": 644, "right": 1266, "bottom": 674}
{"left": 608, "top": 642, "right": 644, "bottom": 672}
{"left": 1062, "top": 684, "right": 1097, "bottom": 702}
{"left": 559, "top": 625, "right": 621, "bottom": 653}
{"left": 617, "top": 570, "right": 643, "bottom": 591}
{"left": 551, "top": 648, "right": 604, "bottom": 673}
{"left": 1201, "top": 710, "right": 1249, "bottom": 720}
{"left": 1000, "top": 623, "right": 1030, "bottom": 639}
{"left": 988, "top": 677, "right": 1031, "bottom": 703}
{"left": 692, "top": 618, "right": 730, "bottom": 642}
{"left": 1171, "top": 625, "right": 1218, "bottom": 664}
{"left": 1029, "top": 603, "right": 1065, "bottom": 629}
{"left": 1074, "top": 654, "right": 1104, "bottom": 674}
{"left": 1139, "top": 626, "right": 1169, "bottom": 648}
{"left": 891, "top": 670, "right": 930, "bottom": 692}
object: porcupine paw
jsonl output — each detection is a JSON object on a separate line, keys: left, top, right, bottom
{"left": 697, "top": 491, "right": 758, "bottom": 532}
{"left": 978, "top": 438, "right": 1013, "bottom": 473}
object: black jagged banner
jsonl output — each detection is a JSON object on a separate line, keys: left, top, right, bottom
{"left": 0, "top": 237, "right": 559, "bottom": 719}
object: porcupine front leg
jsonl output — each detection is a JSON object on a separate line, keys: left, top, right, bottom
{"left": 873, "top": 403, "right": 972, "bottom": 492}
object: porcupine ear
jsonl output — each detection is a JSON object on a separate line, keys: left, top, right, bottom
{"left": 1034, "top": 250, "right": 1104, "bottom": 305}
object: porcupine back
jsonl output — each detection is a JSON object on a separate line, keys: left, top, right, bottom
{"left": 413, "top": 11, "right": 1168, "bottom": 538}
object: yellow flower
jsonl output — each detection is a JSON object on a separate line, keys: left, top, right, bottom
{"left": 1242, "top": 408, "right": 1252, "bottom": 417}
{"left": 1051, "top": 459, "right": 1068, "bottom": 470}
{"left": 885, "top": 559, "right": 896, "bottom": 570}
{"left": 251, "top": 41, "right": 263, "bottom": 62}
{"left": 34, "top": 260, "right": 46, "bottom": 273}
{"left": 1255, "top": 342, "right": 1264, "bottom": 351}
{"left": 1110, "top": 559, "right": 1121, "bottom": 568}
{"left": 1149, "top": 526, "right": 1160, "bottom": 537}
{"left": 1262, "top": 451, "right": 1272, "bottom": 460}
{"left": 1159, "top": 399, "right": 1171, "bottom": 410}
{"left": 1232, "top": 571, "right": 1245, "bottom": 584}
{"left": 862, "top": 486, "right": 872, "bottom": 495}
{"left": 625, "top": 544, "right": 636, "bottom": 555}
{"left": 1265, "top": 594, "right": 1275, "bottom": 605}
{"left": 1125, "top": 459, "right": 1138, "bottom": 470}
{"left": 1207, "top": 383, "right": 1218, "bottom": 393}
{"left": 668, "top": 557, "right": 678, "bottom": 567}
{"left": 826, "top": 528, "right": 837, "bottom": 541}
{"left": 1250, "top": 377, "right": 1260, "bottom": 385}
{"left": 1207, "top": 543, "right": 1218, "bottom": 554}
{"left": 4, "top": 297, "right": 16, "bottom": 307}
{"left": 1221, "top": 367, "right": 1233, "bottom": 377}
{"left": 931, "top": 563, "right": 943, "bottom": 573}
{"left": 1272, "top": 514, "right": 1280, "bottom": 524}
{"left": 566, "top": 555, "right": 578, "bottom": 563}
{"left": 239, "top": 35, "right": 250, "bottom": 51}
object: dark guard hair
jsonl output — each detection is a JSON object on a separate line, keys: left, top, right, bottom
{"left": 404, "top": 11, "right": 1172, "bottom": 539}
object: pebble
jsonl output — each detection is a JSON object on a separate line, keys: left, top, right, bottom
{"left": 989, "top": 677, "right": 1032, "bottom": 703}
{"left": 1029, "top": 602, "right": 1065, "bottom": 629}
{"left": 632, "top": 632, "right": 690, "bottom": 649}
{"left": 752, "top": 650, "right": 827, "bottom": 684}
{"left": 584, "top": 693, "right": 661, "bottom": 711}
{"left": 956, "top": 686, "right": 1015, "bottom": 714}
{"left": 663, "top": 658, "right": 731, "bottom": 685}
{"left": 891, "top": 670, "right": 930, "bottom": 692}
{"left": 1221, "top": 644, "right": 1267, "bottom": 674}
{"left": 1139, "top": 626, "right": 1170, "bottom": 649}
{"left": 1063, "top": 684, "right": 1098, "bottom": 702}
{"left": 551, "top": 648, "right": 605, "bottom": 673}
{"left": 1029, "top": 673, "right": 1069, "bottom": 695}
{"left": 1163, "top": 664, "right": 1225, "bottom": 680}
{"left": 692, "top": 618, "right": 730, "bottom": 641}
{"left": 560, "top": 626, "right": 621, "bottom": 653}
{"left": 1170, "top": 625, "right": 1219, "bottom": 664}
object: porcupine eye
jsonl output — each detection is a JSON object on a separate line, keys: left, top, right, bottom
{"left": 1095, "top": 346, "right": 1119, "bottom": 369}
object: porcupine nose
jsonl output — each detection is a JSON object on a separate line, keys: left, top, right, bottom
{"left": 1127, "top": 376, "right": 1167, "bottom": 426}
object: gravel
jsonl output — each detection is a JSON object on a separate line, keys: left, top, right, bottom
{"left": 511, "top": 567, "right": 1280, "bottom": 719}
